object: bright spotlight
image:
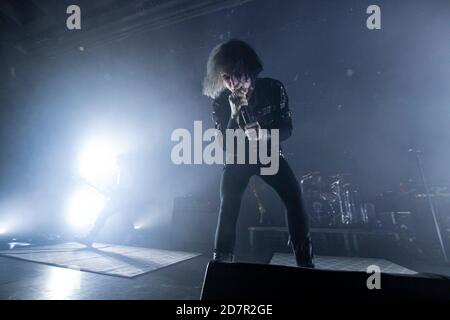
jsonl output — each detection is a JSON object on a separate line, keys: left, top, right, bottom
{"left": 67, "top": 187, "right": 107, "bottom": 232}
{"left": 0, "top": 219, "right": 14, "bottom": 235}
{"left": 78, "top": 139, "right": 120, "bottom": 188}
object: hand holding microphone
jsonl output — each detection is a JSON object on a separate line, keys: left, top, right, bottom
{"left": 228, "top": 89, "right": 249, "bottom": 119}
{"left": 228, "top": 88, "right": 263, "bottom": 141}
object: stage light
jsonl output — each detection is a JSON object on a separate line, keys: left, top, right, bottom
{"left": 132, "top": 200, "right": 173, "bottom": 231}
{"left": 8, "top": 242, "right": 30, "bottom": 250}
{"left": 78, "top": 138, "right": 121, "bottom": 189}
{"left": 0, "top": 200, "right": 29, "bottom": 236}
{"left": 66, "top": 187, "right": 107, "bottom": 232}
{"left": 0, "top": 219, "right": 15, "bottom": 235}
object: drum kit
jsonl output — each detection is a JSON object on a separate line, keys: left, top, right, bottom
{"left": 300, "top": 172, "right": 370, "bottom": 228}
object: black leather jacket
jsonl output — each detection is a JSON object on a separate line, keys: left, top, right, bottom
{"left": 211, "top": 77, "right": 293, "bottom": 155}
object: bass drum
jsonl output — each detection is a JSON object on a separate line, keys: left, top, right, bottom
{"left": 300, "top": 172, "right": 323, "bottom": 198}
{"left": 301, "top": 172, "right": 339, "bottom": 227}
{"left": 304, "top": 198, "right": 338, "bottom": 228}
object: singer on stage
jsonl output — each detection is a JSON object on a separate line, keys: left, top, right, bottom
{"left": 203, "top": 39, "right": 314, "bottom": 268}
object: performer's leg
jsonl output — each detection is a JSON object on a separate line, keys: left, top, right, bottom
{"left": 214, "top": 164, "right": 253, "bottom": 261}
{"left": 83, "top": 200, "right": 117, "bottom": 246}
{"left": 258, "top": 156, "right": 314, "bottom": 268}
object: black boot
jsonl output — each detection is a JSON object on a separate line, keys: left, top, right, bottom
{"left": 213, "top": 251, "right": 234, "bottom": 262}
{"left": 292, "top": 238, "right": 315, "bottom": 268}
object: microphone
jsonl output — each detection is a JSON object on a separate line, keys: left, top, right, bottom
{"left": 240, "top": 105, "right": 253, "bottom": 126}
{"left": 230, "top": 90, "right": 258, "bottom": 129}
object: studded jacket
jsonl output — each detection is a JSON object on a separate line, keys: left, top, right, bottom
{"left": 211, "top": 77, "right": 293, "bottom": 155}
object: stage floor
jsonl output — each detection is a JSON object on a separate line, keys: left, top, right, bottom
{"left": 0, "top": 243, "right": 448, "bottom": 299}
{"left": 0, "top": 251, "right": 209, "bottom": 300}
{"left": 0, "top": 243, "right": 201, "bottom": 278}
{"left": 270, "top": 253, "right": 417, "bottom": 274}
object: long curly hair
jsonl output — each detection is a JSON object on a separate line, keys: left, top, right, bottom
{"left": 203, "top": 39, "right": 263, "bottom": 99}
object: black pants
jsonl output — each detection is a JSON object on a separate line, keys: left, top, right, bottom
{"left": 214, "top": 155, "right": 310, "bottom": 254}
{"left": 87, "top": 192, "right": 135, "bottom": 241}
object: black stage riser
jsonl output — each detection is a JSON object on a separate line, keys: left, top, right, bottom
{"left": 201, "top": 261, "right": 450, "bottom": 300}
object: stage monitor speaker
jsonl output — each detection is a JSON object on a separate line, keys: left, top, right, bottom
{"left": 201, "top": 261, "right": 450, "bottom": 299}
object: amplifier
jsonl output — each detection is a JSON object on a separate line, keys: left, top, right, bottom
{"left": 171, "top": 196, "right": 218, "bottom": 252}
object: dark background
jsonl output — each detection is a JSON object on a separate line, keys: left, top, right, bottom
{"left": 0, "top": 0, "right": 449, "bottom": 244}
